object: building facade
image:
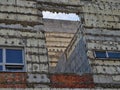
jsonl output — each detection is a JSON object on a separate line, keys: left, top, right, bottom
{"left": 0, "top": 0, "right": 119, "bottom": 89}
{"left": 0, "top": 0, "right": 49, "bottom": 88}
{"left": 56, "top": 0, "right": 120, "bottom": 88}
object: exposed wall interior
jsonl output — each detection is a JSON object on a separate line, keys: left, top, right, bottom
{"left": 44, "top": 19, "right": 79, "bottom": 73}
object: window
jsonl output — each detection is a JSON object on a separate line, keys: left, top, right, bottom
{"left": 0, "top": 48, "right": 24, "bottom": 72}
{"left": 108, "top": 52, "right": 120, "bottom": 59}
{"left": 6, "top": 49, "right": 23, "bottom": 63}
{"left": 95, "top": 51, "right": 120, "bottom": 59}
{"left": 95, "top": 51, "right": 107, "bottom": 58}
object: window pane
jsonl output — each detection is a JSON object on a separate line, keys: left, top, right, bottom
{"left": 108, "top": 52, "right": 120, "bottom": 59}
{"left": 95, "top": 51, "right": 107, "bottom": 58}
{"left": 6, "top": 49, "right": 23, "bottom": 63}
{"left": 0, "top": 49, "right": 2, "bottom": 63}
{"left": 0, "top": 66, "right": 3, "bottom": 71}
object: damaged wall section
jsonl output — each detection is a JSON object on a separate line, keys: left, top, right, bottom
{"left": 44, "top": 19, "right": 79, "bottom": 73}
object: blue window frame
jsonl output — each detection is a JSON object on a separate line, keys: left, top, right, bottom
{"left": 0, "top": 48, "right": 24, "bottom": 72}
{"left": 95, "top": 51, "right": 107, "bottom": 58}
{"left": 0, "top": 49, "right": 2, "bottom": 63}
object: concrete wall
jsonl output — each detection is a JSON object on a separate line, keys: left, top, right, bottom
{"left": 83, "top": 0, "right": 120, "bottom": 29}
{"left": 44, "top": 19, "right": 79, "bottom": 72}
{"left": 45, "top": 0, "right": 120, "bottom": 88}
{"left": 0, "top": 0, "right": 120, "bottom": 89}
{"left": 44, "top": 19, "right": 79, "bottom": 33}
{"left": 0, "top": 0, "right": 49, "bottom": 88}
{"left": 37, "top": 0, "right": 83, "bottom": 13}
{"left": 56, "top": 35, "right": 91, "bottom": 75}
{"left": 82, "top": 0, "right": 120, "bottom": 88}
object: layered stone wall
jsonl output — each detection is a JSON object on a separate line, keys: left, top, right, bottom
{"left": 0, "top": 0, "right": 119, "bottom": 89}
{"left": 82, "top": 0, "right": 120, "bottom": 88}
{"left": 49, "top": 0, "right": 120, "bottom": 88}
{"left": 0, "top": 0, "right": 49, "bottom": 88}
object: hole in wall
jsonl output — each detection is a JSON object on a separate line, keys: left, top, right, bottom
{"left": 42, "top": 11, "right": 80, "bottom": 73}
{"left": 42, "top": 11, "right": 80, "bottom": 21}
